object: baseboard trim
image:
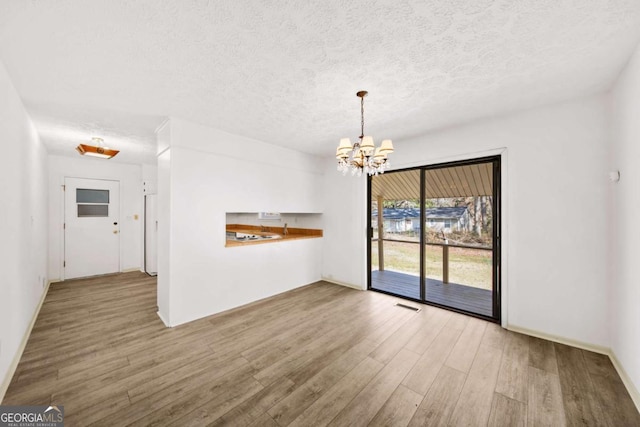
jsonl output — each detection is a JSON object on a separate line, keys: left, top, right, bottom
{"left": 0, "top": 280, "right": 51, "bottom": 403}
{"left": 609, "top": 350, "right": 640, "bottom": 411}
{"left": 321, "top": 277, "right": 364, "bottom": 291}
{"left": 507, "top": 324, "right": 609, "bottom": 354}
{"left": 156, "top": 311, "right": 171, "bottom": 328}
{"left": 508, "top": 324, "right": 639, "bottom": 413}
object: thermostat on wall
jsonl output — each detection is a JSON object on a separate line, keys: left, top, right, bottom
{"left": 258, "top": 212, "right": 281, "bottom": 220}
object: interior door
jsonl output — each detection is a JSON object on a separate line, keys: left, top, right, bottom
{"left": 64, "top": 177, "right": 120, "bottom": 279}
{"left": 144, "top": 194, "right": 158, "bottom": 275}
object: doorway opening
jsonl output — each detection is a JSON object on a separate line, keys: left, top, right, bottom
{"left": 368, "top": 156, "right": 501, "bottom": 322}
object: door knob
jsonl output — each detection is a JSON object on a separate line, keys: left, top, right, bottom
{"left": 113, "top": 230, "right": 119, "bottom": 234}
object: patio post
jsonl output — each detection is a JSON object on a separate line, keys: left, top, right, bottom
{"left": 443, "top": 244, "right": 449, "bottom": 284}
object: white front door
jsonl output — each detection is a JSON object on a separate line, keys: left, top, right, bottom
{"left": 64, "top": 177, "right": 120, "bottom": 279}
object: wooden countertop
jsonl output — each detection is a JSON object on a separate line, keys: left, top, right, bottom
{"left": 225, "top": 224, "right": 322, "bottom": 247}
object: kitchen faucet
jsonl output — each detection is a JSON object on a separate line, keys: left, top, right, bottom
{"left": 283, "top": 223, "right": 288, "bottom": 236}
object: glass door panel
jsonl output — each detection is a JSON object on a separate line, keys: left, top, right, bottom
{"left": 423, "top": 160, "right": 497, "bottom": 318}
{"left": 370, "top": 169, "right": 421, "bottom": 300}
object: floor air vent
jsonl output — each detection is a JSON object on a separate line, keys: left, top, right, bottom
{"left": 395, "top": 303, "right": 421, "bottom": 312}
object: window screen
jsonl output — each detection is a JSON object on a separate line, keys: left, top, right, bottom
{"left": 76, "top": 189, "right": 109, "bottom": 204}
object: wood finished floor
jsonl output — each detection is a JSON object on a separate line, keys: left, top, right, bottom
{"left": 3, "top": 272, "right": 639, "bottom": 426}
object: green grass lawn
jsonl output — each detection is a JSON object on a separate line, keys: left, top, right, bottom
{"left": 371, "top": 240, "right": 492, "bottom": 290}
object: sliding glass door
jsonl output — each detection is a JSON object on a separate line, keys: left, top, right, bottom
{"left": 368, "top": 156, "right": 501, "bottom": 322}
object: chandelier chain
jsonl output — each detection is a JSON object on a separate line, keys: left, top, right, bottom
{"left": 360, "top": 95, "right": 365, "bottom": 140}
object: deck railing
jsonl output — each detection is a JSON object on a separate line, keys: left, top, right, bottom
{"left": 372, "top": 237, "right": 492, "bottom": 284}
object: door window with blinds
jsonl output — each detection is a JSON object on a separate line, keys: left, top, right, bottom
{"left": 76, "top": 188, "right": 110, "bottom": 217}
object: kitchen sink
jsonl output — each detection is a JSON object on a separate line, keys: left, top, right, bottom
{"left": 226, "top": 231, "right": 282, "bottom": 242}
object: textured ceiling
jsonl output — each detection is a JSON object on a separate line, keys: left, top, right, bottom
{"left": 1, "top": 0, "right": 639, "bottom": 164}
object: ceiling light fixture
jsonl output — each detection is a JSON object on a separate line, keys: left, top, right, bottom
{"left": 76, "top": 137, "right": 119, "bottom": 159}
{"left": 336, "top": 90, "right": 394, "bottom": 176}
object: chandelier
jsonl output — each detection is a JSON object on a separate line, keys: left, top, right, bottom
{"left": 336, "top": 90, "right": 394, "bottom": 176}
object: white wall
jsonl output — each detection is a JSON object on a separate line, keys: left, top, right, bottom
{"left": 142, "top": 164, "right": 158, "bottom": 195}
{"left": 156, "top": 122, "right": 172, "bottom": 324}
{"left": 322, "top": 95, "right": 611, "bottom": 348}
{"left": 0, "top": 61, "right": 48, "bottom": 398}
{"left": 610, "top": 42, "right": 640, "bottom": 400}
{"left": 226, "top": 212, "right": 323, "bottom": 229}
{"left": 48, "top": 155, "right": 143, "bottom": 281}
{"left": 157, "top": 118, "right": 324, "bottom": 326}
{"left": 321, "top": 165, "right": 368, "bottom": 289}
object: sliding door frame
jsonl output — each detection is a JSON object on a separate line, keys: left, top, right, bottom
{"left": 367, "top": 155, "right": 502, "bottom": 323}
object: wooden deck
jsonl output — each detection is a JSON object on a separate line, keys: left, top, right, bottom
{"left": 371, "top": 270, "right": 493, "bottom": 317}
